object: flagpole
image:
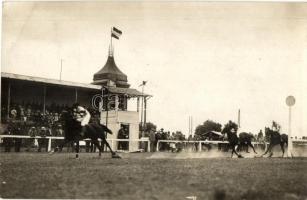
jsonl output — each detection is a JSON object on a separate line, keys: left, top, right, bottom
{"left": 110, "top": 27, "right": 113, "bottom": 56}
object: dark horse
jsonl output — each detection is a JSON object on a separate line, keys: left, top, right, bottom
{"left": 237, "top": 132, "right": 257, "bottom": 154}
{"left": 222, "top": 121, "right": 243, "bottom": 158}
{"left": 53, "top": 110, "right": 120, "bottom": 159}
{"left": 262, "top": 127, "right": 288, "bottom": 157}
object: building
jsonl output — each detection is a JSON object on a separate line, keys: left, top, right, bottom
{"left": 92, "top": 49, "right": 151, "bottom": 151}
{"left": 1, "top": 72, "right": 101, "bottom": 120}
{"left": 1, "top": 49, "right": 151, "bottom": 152}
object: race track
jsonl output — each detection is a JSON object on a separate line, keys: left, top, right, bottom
{"left": 1, "top": 152, "right": 307, "bottom": 200}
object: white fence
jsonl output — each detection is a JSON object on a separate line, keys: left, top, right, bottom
{"left": 1, "top": 135, "right": 306, "bottom": 153}
{"left": 0, "top": 135, "right": 150, "bottom": 152}
{"left": 156, "top": 139, "right": 307, "bottom": 152}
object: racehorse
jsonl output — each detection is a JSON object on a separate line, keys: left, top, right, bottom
{"left": 262, "top": 127, "right": 288, "bottom": 157}
{"left": 237, "top": 132, "right": 257, "bottom": 154}
{"left": 53, "top": 110, "right": 121, "bottom": 159}
{"left": 222, "top": 121, "right": 243, "bottom": 158}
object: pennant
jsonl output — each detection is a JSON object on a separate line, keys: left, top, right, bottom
{"left": 111, "top": 27, "right": 122, "bottom": 39}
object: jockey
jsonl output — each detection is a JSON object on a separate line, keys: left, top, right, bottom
{"left": 72, "top": 103, "right": 91, "bottom": 137}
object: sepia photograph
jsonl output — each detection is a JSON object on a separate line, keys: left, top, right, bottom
{"left": 0, "top": 1, "right": 307, "bottom": 199}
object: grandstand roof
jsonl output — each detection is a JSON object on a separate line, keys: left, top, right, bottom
{"left": 1, "top": 72, "right": 102, "bottom": 90}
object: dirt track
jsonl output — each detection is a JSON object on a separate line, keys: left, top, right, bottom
{"left": 1, "top": 152, "right": 307, "bottom": 200}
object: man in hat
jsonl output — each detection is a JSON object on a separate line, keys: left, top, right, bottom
{"left": 72, "top": 103, "right": 91, "bottom": 137}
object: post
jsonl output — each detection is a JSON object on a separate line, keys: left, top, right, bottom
{"left": 156, "top": 141, "right": 160, "bottom": 152}
{"left": 191, "top": 116, "right": 193, "bottom": 137}
{"left": 115, "top": 95, "right": 119, "bottom": 111}
{"left": 137, "top": 97, "right": 139, "bottom": 112}
{"left": 75, "top": 88, "right": 78, "bottom": 103}
{"left": 48, "top": 138, "right": 52, "bottom": 152}
{"left": 198, "top": 141, "right": 202, "bottom": 152}
{"left": 144, "top": 97, "right": 147, "bottom": 126}
{"left": 238, "top": 109, "right": 241, "bottom": 128}
{"left": 286, "top": 95, "right": 295, "bottom": 157}
{"left": 287, "top": 106, "right": 293, "bottom": 157}
{"left": 43, "top": 85, "right": 46, "bottom": 115}
{"left": 147, "top": 140, "right": 150, "bottom": 152}
{"left": 7, "top": 82, "right": 11, "bottom": 118}
{"left": 140, "top": 87, "right": 144, "bottom": 135}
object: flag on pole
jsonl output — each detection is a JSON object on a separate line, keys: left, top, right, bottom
{"left": 111, "top": 27, "right": 122, "bottom": 39}
{"left": 139, "top": 81, "right": 147, "bottom": 87}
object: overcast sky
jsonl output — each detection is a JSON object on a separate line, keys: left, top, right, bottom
{"left": 2, "top": 2, "right": 307, "bottom": 136}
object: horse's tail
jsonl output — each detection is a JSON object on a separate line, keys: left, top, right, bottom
{"left": 95, "top": 124, "right": 113, "bottom": 135}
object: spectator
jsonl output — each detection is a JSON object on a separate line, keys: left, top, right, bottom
{"left": 2, "top": 122, "right": 13, "bottom": 152}
{"left": 149, "top": 128, "right": 156, "bottom": 152}
{"left": 37, "top": 126, "right": 51, "bottom": 152}
{"left": 118, "top": 126, "right": 128, "bottom": 150}
{"left": 26, "top": 126, "right": 37, "bottom": 152}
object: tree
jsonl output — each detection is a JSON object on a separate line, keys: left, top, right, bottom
{"left": 139, "top": 122, "right": 157, "bottom": 137}
{"left": 194, "top": 120, "right": 222, "bottom": 140}
{"left": 221, "top": 120, "right": 238, "bottom": 135}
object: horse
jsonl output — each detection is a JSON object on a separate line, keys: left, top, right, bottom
{"left": 236, "top": 132, "right": 257, "bottom": 154}
{"left": 52, "top": 110, "right": 121, "bottom": 159}
{"left": 222, "top": 128, "right": 243, "bottom": 158}
{"left": 262, "top": 127, "right": 288, "bottom": 157}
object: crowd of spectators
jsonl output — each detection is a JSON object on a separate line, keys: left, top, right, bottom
{"left": 146, "top": 128, "right": 186, "bottom": 152}
{"left": 1, "top": 101, "right": 100, "bottom": 152}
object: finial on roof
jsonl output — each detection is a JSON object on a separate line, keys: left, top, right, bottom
{"left": 108, "top": 44, "right": 114, "bottom": 57}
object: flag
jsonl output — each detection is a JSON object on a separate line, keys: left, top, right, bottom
{"left": 139, "top": 81, "right": 147, "bottom": 87}
{"left": 111, "top": 27, "right": 122, "bottom": 39}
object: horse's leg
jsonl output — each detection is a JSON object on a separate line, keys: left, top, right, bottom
{"left": 267, "top": 145, "right": 274, "bottom": 158}
{"left": 91, "top": 139, "right": 102, "bottom": 157}
{"left": 248, "top": 142, "right": 257, "bottom": 154}
{"left": 280, "top": 142, "right": 285, "bottom": 157}
{"left": 246, "top": 144, "right": 250, "bottom": 153}
{"left": 231, "top": 143, "right": 243, "bottom": 158}
{"left": 102, "top": 138, "right": 115, "bottom": 155}
{"left": 75, "top": 140, "right": 79, "bottom": 158}
{"left": 50, "top": 139, "right": 70, "bottom": 153}
{"left": 233, "top": 147, "right": 243, "bottom": 158}
{"left": 262, "top": 144, "right": 272, "bottom": 156}
{"left": 102, "top": 138, "right": 121, "bottom": 158}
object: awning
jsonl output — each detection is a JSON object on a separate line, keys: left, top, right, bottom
{"left": 1, "top": 72, "right": 102, "bottom": 90}
{"left": 204, "top": 131, "right": 223, "bottom": 136}
{"left": 105, "top": 86, "right": 152, "bottom": 97}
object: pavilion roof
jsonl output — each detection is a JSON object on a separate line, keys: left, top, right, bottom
{"left": 1, "top": 72, "right": 102, "bottom": 90}
{"left": 105, "top": 86, "right": 151, "bottom": 98}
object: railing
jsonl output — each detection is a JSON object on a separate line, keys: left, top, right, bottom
{"left": 1, "top": 135, "right": 306, "bottom": 153}
{"left": 156, "top": 140, "right": 273, "bottom": 152}
{"left": 0, "top": 135, "right": 150, "bottom": 152}
{"left": 156, "top": 139, "right": 307, "bottom": 152}
{"left": 156, "top": 140, "right": 229, "bottom": 152}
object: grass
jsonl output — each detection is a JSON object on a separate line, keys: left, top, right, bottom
{"left": 0, "top": 152, "right": 307, "bottom": 200}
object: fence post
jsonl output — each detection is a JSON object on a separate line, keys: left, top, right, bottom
{"left": 198, "top": 141, "right": 202, "bottom": 152}
{"left": 156, "top": 141, "right": 160, "bottom": 152}
{"left": 48, "top": 138, "right": 52, "bottom": 152}
{"left": 147, "top": 141, "right": 150, "bottom": 152}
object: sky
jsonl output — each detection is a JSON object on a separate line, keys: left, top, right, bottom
{"left": 1, "top": 2, "right": 307, "bottom": 136}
